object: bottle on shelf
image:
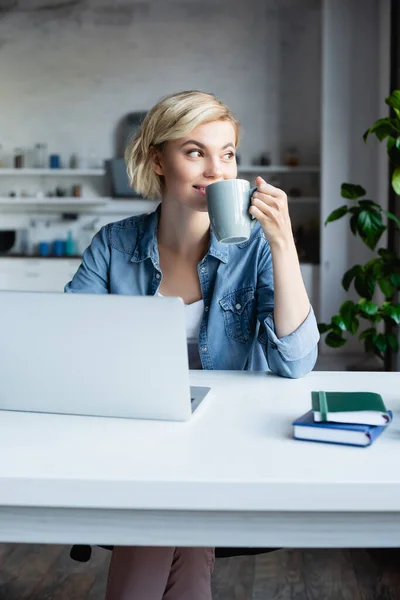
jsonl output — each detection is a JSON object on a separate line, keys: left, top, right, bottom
{"left": 49, "top": 154, "right": 61, "bottom": 169}
{"left": 65, "top": 230, "right": 76, "bottom": 256}
{"left": 34, "top": 143, "right": 48, "bottom": 169}
{"left": 69, "top": 153, "right": 79, "bottom": 169}
{"left": 14, "top": 148, "right": 24, "bottom": 169}
{"left": 284, "top": 147, "right": 300, "bottom": 167}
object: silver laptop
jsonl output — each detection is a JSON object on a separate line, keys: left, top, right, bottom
{"left": 0, "top": 291, "right": 210, "bottom": 421}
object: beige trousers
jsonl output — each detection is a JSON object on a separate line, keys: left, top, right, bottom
{"left": 105, "top": 546, "right": 215, "bottom": 600}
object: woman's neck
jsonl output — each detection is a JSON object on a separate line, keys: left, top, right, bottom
{"left": 157, "top": 200, "right": 210, "bottom": 263}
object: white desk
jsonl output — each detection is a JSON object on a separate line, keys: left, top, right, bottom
{"left": 0, "top": 370, "right": 399, "bottom": 548}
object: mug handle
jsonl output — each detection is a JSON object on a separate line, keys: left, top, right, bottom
{"left": 249, "top": 186, "right": 258, "bottom": 229}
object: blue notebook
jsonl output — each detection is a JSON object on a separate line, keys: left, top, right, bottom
{"left": 292, "top": 410, "right": 392, "bottom": 447}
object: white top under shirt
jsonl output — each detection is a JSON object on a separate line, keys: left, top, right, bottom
{"left": 157, "top": 293, "right": 204, "bottom": 369}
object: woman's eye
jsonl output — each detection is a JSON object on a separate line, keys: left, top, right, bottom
{"left": 187, "top": 149, "right": 202, "bottom": 158}
{"left": 224, "top": 151, "right": 235, "bottom": 160}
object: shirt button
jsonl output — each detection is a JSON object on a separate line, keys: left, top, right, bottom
{"left": 235, "top": 303, "right": 242, "bottom": 310}
{"left": 200, "top": 267, "right": 206, "bottom": 273}
{"left": 204, "top": 306, "right": 209, "bottom": 312}
{"left": 155, "top": 273, "right": 161, "bottom": 280}
{"left": 201, "top": 346, "right": 207, "bottom": 352}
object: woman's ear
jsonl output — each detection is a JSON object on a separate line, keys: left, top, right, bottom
{"left": 151, "top": 146, "right": 164, "bottom": 176}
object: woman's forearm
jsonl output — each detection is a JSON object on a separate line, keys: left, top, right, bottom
{"left": 270, "top": 234, "right": 311, "bottom": 338}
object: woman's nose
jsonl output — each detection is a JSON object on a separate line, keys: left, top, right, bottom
{"left": 204, "top": 158, "right": 223, "bottom": 179}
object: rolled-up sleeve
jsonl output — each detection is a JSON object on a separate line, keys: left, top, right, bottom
{"left": 64, "top": 226, "right": 110, "bottom": 294}
{"left": 260, "top": 306, "right": 319, "bottom": 378}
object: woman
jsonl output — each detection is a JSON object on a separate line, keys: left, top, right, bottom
{"left": 65, "top": 90, "right": 319, "bottom": 599}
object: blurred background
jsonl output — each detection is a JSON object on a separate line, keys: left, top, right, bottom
{"left": 0, "top": 0, "right": 392, "bottom": 367}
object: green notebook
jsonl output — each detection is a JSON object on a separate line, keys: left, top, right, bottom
{"left": 311, "top": 391, "right": 392, "bottom": 426}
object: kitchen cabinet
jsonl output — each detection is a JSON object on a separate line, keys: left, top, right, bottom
{"left": 0, "top": 259, "right": 80, "bottom": 293}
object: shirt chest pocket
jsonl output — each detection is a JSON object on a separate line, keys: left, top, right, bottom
{"left": 219, "top": 287, "right": 256, "bottom": 344}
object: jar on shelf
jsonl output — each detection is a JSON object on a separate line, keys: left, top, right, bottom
{"left": 284, "top": 147, "right": 300, "bottom": 167}
{"left": 14, "top": 148, "right": 24, "bottom": 169}
{"left": 260, "top": 152, "right": 271, "bottom": 166}
{"left": 69, "top": 153, "right": 79, "bottom": 169}
{"left": 72, "top": 184, "right": 82, "bottom": 197}
{"left": 34, "top": 143, "right": 48, "bottom": 169}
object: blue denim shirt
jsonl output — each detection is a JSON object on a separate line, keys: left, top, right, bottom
{"left": 65, "top": 206, "right": 319, "bottom": 378}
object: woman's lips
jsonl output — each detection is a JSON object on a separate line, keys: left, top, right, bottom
{"left": 193, "top": 185, "right": 207, "bottom": 196}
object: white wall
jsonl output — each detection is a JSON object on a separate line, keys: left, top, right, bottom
{"left": 0, "top": 0, "right": 321, "bottom": 169}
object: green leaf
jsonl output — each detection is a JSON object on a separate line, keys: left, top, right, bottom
{"left": 359, "top": 327, "right": 377, "bottom": 341}
{"left": 390, "top": 273, "right": 400, "bottom": 287}
{"left": 339, "top": 300, "right": 356, "bottom": 321}
{"left": 388, "top": 136, "right": 396, "bottom": 152}
{"left": 388, "top": 334, "right": 399, "bottom": 352}
{"left": 354, "top": 270, "right": 376, "bottom": 299}
{"left": 370, "top": 313, "right": 383, "bottom": 324}
{"left": 325, "top": 331, "right": 347, "bottom": 348}
{"left": 339, "top": 301, "right": 359, "bottom": 334}
{"left": 367, "top": 258, "right": 384, "bottom": 279}
{"left": 325, "top": 205, "right": 348, "bottom": 225}
{"left": 364, "top": 335, "right": 377, "bottom": 354}
{"left": 363, "top": 118, "right": 395, "bottom": 142}
{"left": 385, "top": 91, "right": 400, "bottom": 112}
{"left": 396, "top": 137, "right": 400, "bottom": 150}
{"left": 383, "top": 303, "right": 400, "bottom": 324}
{"left": 350, "top": 214, "right": 358, "bottom": 235}
{"left": 342, "top": 265, "right": 362, "bottom": 291}
{"left": 349, "top": 317, "right": 359, "bottom": 334}
{"left": 358, "top": 300, "right": 379, "bottom": 315}
{"left": 378, "top": 248, "right": 397, "bottom": 260}
{"left": 357, "top": 209, "right": 374, "bottom": 231}
{"left": 341, "top": 183, "right": 366, "bottom": 200}
{"left": 374, "top": 334, "right": 388, "bottom": 353}
{"left": 332, "top": 315, "right": 346, "bottom": 331}
{"left": 383, "top": 210, "right": 400, "bottom": 229}
{"left": 392, "top": 166, "right": 400, "bottom": 195}
{"left": 317, "top": 322, "right": 331, "bottom": 334}
{"left": 358, "top": 199, "right": 381, "bottom": 210}
{"left": 379, "top": 278, "right": 395, "bottom": 298}
{"left": 357, "top": 209, "right": 385, "bottom": 249}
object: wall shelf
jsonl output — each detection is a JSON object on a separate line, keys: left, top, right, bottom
{"left": 0, "top": 196, "right": 318, "bottom": 211}
{"left": 238, "top": 165, "right": 320, "bottom": 173}
{"left": 0, "top": 168, "right": 105, "bottom": 176}
{"left": 0, "top": 166, "right": 320, "bottom": 176}
{"left": 0, "top": 197, "right": 108, "bottom": 205}
{"left": 0, "top": 197, "right": 160, "bottom": 214}
{"left": 287, "top": 196, "right": 319, "bottom": 204}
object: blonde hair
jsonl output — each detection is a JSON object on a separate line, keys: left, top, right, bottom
{"left": 125, "top": 90, "right": 240, "bottom": 200}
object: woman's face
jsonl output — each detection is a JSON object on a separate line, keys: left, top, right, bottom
{"left": 153, "top": 119, "right": 238, "bottom": 211}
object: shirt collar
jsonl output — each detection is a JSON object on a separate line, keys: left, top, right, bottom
{"left": 131, "top": 203, "right": 228, "bottom": 265}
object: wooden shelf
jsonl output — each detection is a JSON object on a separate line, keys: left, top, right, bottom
{"left": 0, "top": 168, "right": 105, "bottom": 176}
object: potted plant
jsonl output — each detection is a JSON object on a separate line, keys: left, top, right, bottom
{"left": 318, "top": 90, "right": 400, "bottom": 368}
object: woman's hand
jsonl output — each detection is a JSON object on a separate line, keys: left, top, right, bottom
{"left": 249, "top": 176, "right": 293, "bottom": 249}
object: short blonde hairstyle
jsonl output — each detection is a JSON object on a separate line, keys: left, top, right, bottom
{"left": 125, "top": 90, "right": 240, "bottom": 200}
